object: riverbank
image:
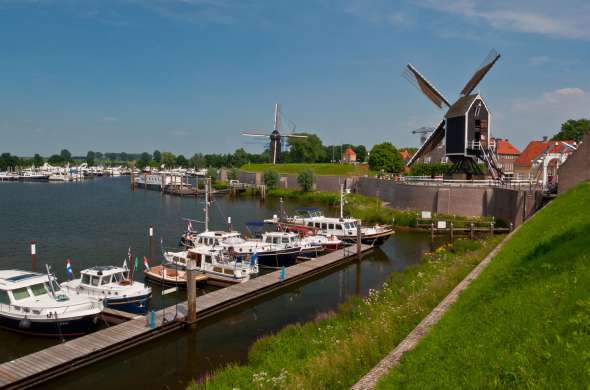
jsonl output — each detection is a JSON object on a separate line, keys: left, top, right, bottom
{"left": 376, "top": 182, "right": 590, "bottom": 388}
{"left": 191, "top": 235, "right": 502, "bottom": 389}
{"left": 266, "top": 188, "right": 495, "bottom": 228}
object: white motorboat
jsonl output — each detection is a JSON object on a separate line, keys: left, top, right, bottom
{"left": 0, "top": 269, "right": 102, "bottom": 337}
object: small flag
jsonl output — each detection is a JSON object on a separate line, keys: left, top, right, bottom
{"left": 134, "top": 256, "right": 139, "bottom": 271}
{"left": 187, "top": 221, "right": 193, "bottom": 233}
{"left": 122, "top": 258, "right": 128, "bottom": 269}
{"left": 128, "top": 246, "right": 132, "bottom": 261}
{"left": 66, "top": 259, "right": 73, "bottom": 279}
{"left": 143, "top": 256, "right": 150, "bottom": 270}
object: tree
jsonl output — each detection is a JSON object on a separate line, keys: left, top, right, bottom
{"left": 232, "top": 148, "right": 249, "bottom": 167}
{"left": 60, "top": 149, "right": 72, "bottom": 163}
{"left": 95, "top": 152, "right": 103, "bottom": 161}
{"left": 176, "top": 154, "right": 188, "bottom": 167}
{"left": 206, "top": 167, "right": 218, "bottom": 181}
{"left": 263, "top": 170, "right": 280, "bottom": 189}
{"left": 190, "top": 153, "right": 206, "bottom": 168}
{"left": 86, "top": 151, "right": 96, "bottom": 166}
{"left": 228, "top": 167, "right": 240, "bottom": 181}
{"left": 354, "top": 145, "right": 367, "bottom": 162}
{"left": 0, "top": 153, "right": 19, "bottom": 170}
{"left": 287, "top": 134, "right": 326, "bottom": 163}
{"left": 48, "top": 154, "right": 63, "bottom": 165}
{"left": 297, "top": 169, "right": 314, "bottom": 192}
{"left": 120, "top": 152, "right": 129, "bottom": 162}
{"left": 137, "top": 152, "right": 151, "bottom": 169}
{"left": 552, "top": 119, "right": 590, "bottom": 142}
{"left": 152, "top": 150, "right": 162, "bottom": 164}
{"left": 33, "top": 154, "right": 43, "bottom": 167}
{"left": 368, "top": 142, "right": 403, "bottom": 173}
{"left": 161, "top": 152, "right": 176, "bottom": 168}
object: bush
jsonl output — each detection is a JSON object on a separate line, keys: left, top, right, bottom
{"left": 206, "top": 167, "right": 218, "bottom": 182}
{"left": 297, "top": 169, "right": 315, "bottom": 192}
{"left": 368, "top": 142, "right": 403, "bottom": 173}
{"left": 228, "top": 167, "right": 240, "bottom": 181}
{"left": 263, "top": 170, "right": 280, "bottom": 190}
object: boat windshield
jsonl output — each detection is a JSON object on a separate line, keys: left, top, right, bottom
{"left": 81, "top": 274, "right": 91, "bottom": 285}
{"left": 0, "top": 290, "right": 9, "bottom": 305}
{"left": 12, "top": 287, "right": 30, "bottom": 300}
{"left": 112, "top": 273, "right": 124, "bottom": 283}
{"left": 30, "top": 283, "right": 48, "bottom": 296}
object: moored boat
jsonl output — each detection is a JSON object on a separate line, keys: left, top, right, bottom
{"left": 0, "top": 269, "right": 102, "bottom": 337}
{"left": 61, "top": 266, "right": 152, "bottom": 315}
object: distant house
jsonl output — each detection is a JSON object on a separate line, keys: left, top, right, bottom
{"left": 399, "top": 149, "right": 412, "bottom": 164}
{"left": 514, "top": 137, "right": 577, "bottom": 188}
{"left": 493, "top": 138, "right": 520, "bottom": 174}
{"left": 342, "top": 148, "right": 357, "bottom": 163}
{"left": 419, "top": 143, "right": 447, "bottom": 165}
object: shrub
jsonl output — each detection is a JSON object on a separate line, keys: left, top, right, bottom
{"left": 297, "top": 169, "right": 315, "bottom": 192}
{"left": 263, "top": 170, "right": 280, "bottom": 190}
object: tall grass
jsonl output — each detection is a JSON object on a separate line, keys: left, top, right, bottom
{"left": 377, "top": 181, "right": 590, "bottom": 389}
{"left": 190, "top": 236, "right": 502, "bottom": 389}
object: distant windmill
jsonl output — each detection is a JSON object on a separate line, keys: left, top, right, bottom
{"left": 403, "top": 50, "right": 504, "bottom": 179}
{"left": 241, "top": 104, "right": 308, "bottom": 164}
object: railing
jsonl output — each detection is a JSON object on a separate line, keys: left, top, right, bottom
{"left": 397, "top": 176, "right": 535, "bottom": 189}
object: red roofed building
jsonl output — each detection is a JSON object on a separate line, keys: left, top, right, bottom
{"left": 493, "top": 138, "right": 520, "bottom": 174}
{"left": 514, "top": 137, "right": 578, "bottom": 188}
{"left": 342, "top": 147, "right": 357, "bottom": 164}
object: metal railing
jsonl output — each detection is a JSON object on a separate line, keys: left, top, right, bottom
{"left": 0, "top": 300, "right": 100, "bottom": 317}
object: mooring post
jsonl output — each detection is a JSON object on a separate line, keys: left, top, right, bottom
{"left": 279, "top": 266, "right": 285, "bottom": 281}
{"left": 356, "top": 219, "right": 362, "bottom": 258}
{"left": 470, "top": 222, "right": 474, "bottom": 240}
{"left": 509, "top": 222, "right": 514, "bottom": 232}
{"left": 450, "top": 222, "right": 454, "bottom": 242}
{"left": 430, "top": 223, "right": 435, "bottom": 241}
{"left": 30, "top": 240, "right": 37, "bottom": 272}
{"left": 148, "top": 226, "right": 154, "bottom": 262}
{"left": 490, "top": 221, "right": 495, "bottom": 237}
{"left": 186, "top": 259, "right": 197, "bottom": 323}
{"left": 130, "top": 161, "right": 135, "bottom": 191}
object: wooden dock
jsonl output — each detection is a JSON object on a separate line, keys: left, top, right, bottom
{"left": 0, "top": 244, "right": 372, "bottom": 389}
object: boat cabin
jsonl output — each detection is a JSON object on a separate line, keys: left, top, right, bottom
{"left": 79, "top": 266, "right": 129, "bottom": 287}
{"left": 194, "top": 231, "right": 240, "bottom": 246}
{"left": 0, "top": 270, "right": 64, "bottom": 309}
{"left": 262, "top": 232, "right": 299, "bottom": 246}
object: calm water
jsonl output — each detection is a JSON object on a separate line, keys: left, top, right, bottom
{"left": 0, "top": 178, "right": 439, "bottom": 389}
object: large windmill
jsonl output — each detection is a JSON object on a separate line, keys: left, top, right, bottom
{"left": 404, "top": 50, "right": 504, "bottom": 179}
{"left": 241, "top": 104, "right": 308, "bottom": 164}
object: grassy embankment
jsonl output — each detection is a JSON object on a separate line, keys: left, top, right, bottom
{"left": 267, "top": 188, "right": 494, "bottom": 228}
{"left": 240, "top": 163, "right": 370, "bottom": 176}
{"left": 190, "top": 234, "right": 503, "bottom": 389}
{"left": 377, "top": 182, "right": 590, "bottom": 388}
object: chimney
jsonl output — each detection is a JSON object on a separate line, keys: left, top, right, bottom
{"left": 542, "top": 136, "right": 548, "bottom": 141}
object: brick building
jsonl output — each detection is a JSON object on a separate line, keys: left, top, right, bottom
{"left": 493, "top": 138, "right": 520, "bottom": 175}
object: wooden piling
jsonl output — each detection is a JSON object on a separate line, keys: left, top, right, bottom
{"left": 470, "top": 222, "right": 474, "bottom": 240}
{"left": 450, "top": 222, "right": 454, "bottom": 242}
{"left": 490, "top": 221, "right": 495, "bottom": 237}
{"left": 30, "top": 241, "right": 37, "bottom": 273}
{"left": 430, "top": 223, "right": 435, "bottom": 241}
{"left": 148, "top": 226, "right": 154, "bottom": 262}
{"left": 186, "top": 259, "right": 197, "bottom": 324}
{"left": 130, "top": 161, "right": 135, "bottom": 191}
{"left": 357, "top": 219, "right": 362, "bottom": 258}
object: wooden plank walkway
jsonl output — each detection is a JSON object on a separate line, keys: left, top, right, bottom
{"left": 0, "top": 244, "right": 372, "bottom": 390}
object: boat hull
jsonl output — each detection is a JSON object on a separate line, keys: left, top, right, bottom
{"left": 105, "top": 294, "right": 151, "bottom": 315}
{"left": 0, "top": 313, "right": 100, "bottom": 338}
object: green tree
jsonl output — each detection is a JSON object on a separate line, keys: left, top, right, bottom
{"left": 368, "top": 142, "right": 403, "bottom": 173}
{"left": 263, "top": 170, "right": 280, "bottom": 189}
{"left": 354, "top": 145, "right": 367, "bottom": 162}
{"left": 190, "top": 153, "right": 206, "bottom": 168}
{"left": 232, "top": 148, "right": 249, "bottom": 167}
{"left": 33, "top": 154, "right": 43, "bottom": 167}
{"left": 207, "top": 167, "right": 219, "bottom": 182}
{"left": 152, "top": 150, "right": 162, "bottom": 164}
{"left": 161, "top": 152, "right": 176, "bottom": 168}
{"left": 0, "top": 153, "right": 19, "bottom": 170}
{"left": 176, "top": 154, "right": 188, "bottom": 167}
{"left": 552, "top": 119, "right": 590, "bottom": 142}
{"left": 86, "top": 151, "right": 96, "bottom": 166}
{"left": 60, "top": 149, "right": 72, "bottom": 163}
{"left": 137, "top": 152, "right": 151, "bottom": 169}
{"left": 287, "top": 134, "right": 326, "bottom": 163}
{"left": 119, "top": 152, "right": 129, "bottom": 162}
{"left": 228, "top": 167, "right": 240, "bottom": 181}
{"left": 48, "top": 154, "right": 63, "bottom": 165}
{"left": 297, "top": 169, "right": 314, "bottom": 192}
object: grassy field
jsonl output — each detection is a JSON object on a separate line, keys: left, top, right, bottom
{"left": 240, "top": 163, "right": 369, "bottom": 176}
{"left": 377, "top": 182, "right": 590, "bottom": 389}
{"left": 268, "top": 188, "right": 494, "bottom": 228}
{"left": 190, "top": 235, "right": 502, "bottom": 389}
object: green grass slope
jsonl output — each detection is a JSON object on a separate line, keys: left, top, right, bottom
{"left": 377, "top": 182, "right": 590, "bottom": 389}
{"left": 240, "top": 163, "right": 369, "bottom": 176}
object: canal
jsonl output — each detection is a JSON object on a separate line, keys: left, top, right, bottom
{"left": 0, "top": 177, "right": 441, "bottom": 389}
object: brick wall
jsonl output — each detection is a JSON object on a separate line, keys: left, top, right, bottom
{"left": 558, "top": 133, "right": 590, "bottom": 193}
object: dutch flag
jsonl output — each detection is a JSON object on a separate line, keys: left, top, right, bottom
{"left": 143, "top": 256, "right": 150, "bottom": 270}
{"left": 66, "top": 259, "right": 73, "bottom": 279}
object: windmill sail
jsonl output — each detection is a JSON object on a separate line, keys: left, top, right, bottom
{"left": 406, "top": 120, "right": 446, "bottom": 166}
{"left": 241, "top": 131, "right": 271, "bottom": 137}
{"left": 403, "top": 64, "right": 451, "bottom": 109}
{"left": 460, "top": 49, "right": 501, "bottom": 96}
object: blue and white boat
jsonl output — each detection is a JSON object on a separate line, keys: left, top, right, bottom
{"left": 61, "top": 266, "right": 152, "bottom": 315}
{"left": 0, "top": 269, "right": 102, "bottom": 337}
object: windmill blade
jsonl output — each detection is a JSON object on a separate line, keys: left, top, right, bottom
{"left": 283, "top": 134, "right": 308, "bottom": 139}
{"left": 403, "top": 64, "right": 451, "bottom": 109}
{"left": 406, "top": 120, "right": 445, "bottom": 166}
{"left": 241, "top": 130, "right": 271, "bottom": 138}
{"left": 460, "top": 49, "right": 501, "bottom": 96}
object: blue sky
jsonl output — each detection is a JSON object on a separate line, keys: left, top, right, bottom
{"left": 0, "top": 0, "right": 589, "bottom": 156}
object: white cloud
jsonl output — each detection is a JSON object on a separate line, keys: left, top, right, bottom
{"left": 418, "top": 0, "right": 590, "bottom": 41}
{"left": 102, "top": 116, "right": 117, "bottom": 123}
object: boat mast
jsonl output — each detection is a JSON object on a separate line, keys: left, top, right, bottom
{"left": 273, "top": 103, "right": 280, "bottom": 165}
{"left": 205, "top": 177, "right": 210, "bottom": 232}
{"left": 45, "top": 264, "right": 57, "bottom": 299}
{"left": 340, "top": 183, "right": 344, "bottom": 219}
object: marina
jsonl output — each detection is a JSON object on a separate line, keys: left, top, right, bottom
{"left": 0, "top": 177, "right": 440, "bottom": 389}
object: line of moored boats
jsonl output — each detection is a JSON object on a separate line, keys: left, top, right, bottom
{"left": 0, "top": 185, "right": 394, "bottom": 338}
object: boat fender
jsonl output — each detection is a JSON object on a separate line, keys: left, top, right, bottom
{"left": 18, "top": 318, "right": 31, "bottom": 329}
